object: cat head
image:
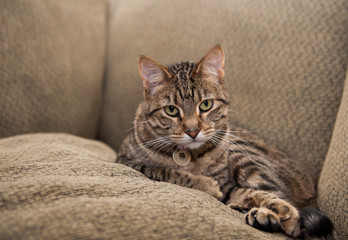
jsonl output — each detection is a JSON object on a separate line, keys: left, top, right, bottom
{"left": 137, "top": 45, "right": 230, "bottom": 150}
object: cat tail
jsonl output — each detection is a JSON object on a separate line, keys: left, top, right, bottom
{"left": 300, "top": 206, "right": 338, "bottom": 240}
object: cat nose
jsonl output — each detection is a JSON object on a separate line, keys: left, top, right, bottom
{"left": 185, "top": 129, "right": 200, "bottom": 139}
{"left": 183, "top": 118, "right": 200, "bottom": 139}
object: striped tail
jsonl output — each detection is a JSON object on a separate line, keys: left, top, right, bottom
{"left": 300, "top": 207, "right": 338, "bottom": 240}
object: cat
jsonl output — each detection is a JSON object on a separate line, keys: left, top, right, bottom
{"left": 117, "top": 45, "right": 336, "bottom": 239}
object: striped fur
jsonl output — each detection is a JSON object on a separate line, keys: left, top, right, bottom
{"left": 117, "top": 45, "right": 336, "bottom": 239}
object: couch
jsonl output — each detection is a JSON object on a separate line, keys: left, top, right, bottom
{"left": 1, "top": 0, "right": 347, "bottom": 239}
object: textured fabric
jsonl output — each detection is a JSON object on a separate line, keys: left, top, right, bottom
{"left": 0, "top": 0, "right": 106, "bottom": 139}
{"left": 0, "top": 133, "right": 287, "bottom": 239}
{"left": 99, "top": 0, "right": 348, "bottom": 180}
{"left": 318, "top": 70, "right": 348, "bottom": 239}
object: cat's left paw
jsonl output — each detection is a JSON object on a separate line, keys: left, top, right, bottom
{"left": 246, "top": 207, "right": 282, "bottom": 233}
{"left": 245, "top": 199, "right": 301, "bottom": 237}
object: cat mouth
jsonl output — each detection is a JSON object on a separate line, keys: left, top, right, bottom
{"left": 174, "top": 132, "right": 211, "bottom": 150}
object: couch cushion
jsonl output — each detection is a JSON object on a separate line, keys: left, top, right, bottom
{"left": 318, "top": 69, "right": 348, "bottom": 238}
{"left": 100, "top": 0, "right": 348, "bottom": 180}
{"left": 0, "top": 133, "right": 286, "bottom": 239}
{"left": 0, "top": 0, "right": 106, "bottom": 139}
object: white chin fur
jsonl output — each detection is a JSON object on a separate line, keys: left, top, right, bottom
{"left": 185, "top": 141, "right": 205, "bottom": 149}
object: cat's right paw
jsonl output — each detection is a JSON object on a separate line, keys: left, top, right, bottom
{"left": 192, "top": 175, "right": 222, "bottom": 199}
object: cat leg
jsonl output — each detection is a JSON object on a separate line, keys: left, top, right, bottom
{"left": 226, "top": 188, "right": 301, "bottom": 237}
{"left": 118, "top": 159, "right": 222, "bottom": 199}
{"left": 154, "top": 167, "right": 223, "bottom": 199}
{"left": 185, "top": 172, "right": 223, "bottom": 199}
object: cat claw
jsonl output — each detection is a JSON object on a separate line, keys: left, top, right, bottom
{"left": 228, "top": 204, "right": 249, "bottom": 213}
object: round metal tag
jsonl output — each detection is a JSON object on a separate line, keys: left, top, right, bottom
{"left": 172, "top": 150, "right": 191, "bottom": 167}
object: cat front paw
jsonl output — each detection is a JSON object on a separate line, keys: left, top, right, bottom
{"left": 245, "top": 199, "right": 301, "bottom": 237}
{"left": 246, "top": 207, "right": 282, "bottom": 233}
{"left": 193, "top": 175, "right": 222, "bottom": 199}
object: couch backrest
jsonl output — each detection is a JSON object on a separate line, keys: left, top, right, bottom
{"left": 0, "top": 0, "right": 106, "bottom": 139}
{"left": 99, "top": 0, "right": 348, "bottom": 180}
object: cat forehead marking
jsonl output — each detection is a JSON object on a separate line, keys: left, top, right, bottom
{"left": 166, "top": 62, "right": 198, "bottom": 101}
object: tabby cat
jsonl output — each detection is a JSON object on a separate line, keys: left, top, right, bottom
{"left": 117, "top": 45, "right": 336, "bottom": 239}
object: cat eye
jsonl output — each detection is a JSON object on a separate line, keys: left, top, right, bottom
{"left": 199, "top": 99, "right": 214, "bottom": 112}
{"left": 164, "top": 105, "right": 179, "bottom": 117}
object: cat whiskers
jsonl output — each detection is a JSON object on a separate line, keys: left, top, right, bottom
{"left": 148, "top": 140, "right": 176, "bottom": 160}
{"left": 138, "top": 136, "right": 174, "bottom": 158}
{"left": 128, "top": 136, "right": 168, "bottom": 156}
{"left": 209, "top": 134, "right": 235, "bottom": 154}
{"left": 215, "top": 130, "right": 258, "bottom": 153}
{"left": 211, "top": 130, "right": 257, "bottom": 162}
{"left": 228, "top": 108, "right": 242, "bottom": 116}
{"left": 147, "top": 138, "right": 173, "bottom": 154}
{"left": 209, "top": 135, "right": 227, "bottom": 153}
{"left": 214, "top": 136, "right": 254, "bottom": 163}
{"left": 142, "top": 137, "right": 170, "bottom": 149}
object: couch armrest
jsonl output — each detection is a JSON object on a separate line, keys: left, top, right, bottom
{"left": 318, "top": 68, "right": 348, "bottom": 239}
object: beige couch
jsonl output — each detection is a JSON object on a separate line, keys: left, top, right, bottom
{"left": 1, "top": 1, "right": 347, "bottom": 239}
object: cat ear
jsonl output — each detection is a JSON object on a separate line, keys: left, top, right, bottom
{"left": 138, "top": 56, "right": 170, "bottom": 95}
{"left": 196, "top": 45, "right": 225, "bottom": 85}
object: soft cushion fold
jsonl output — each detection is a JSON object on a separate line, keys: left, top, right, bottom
{"left": 0, "top": 133, "right": 286, "bottom": 239}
